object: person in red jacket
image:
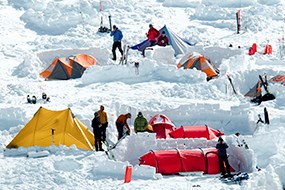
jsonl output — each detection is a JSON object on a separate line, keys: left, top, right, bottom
{"left": 115, "top": 113, "right": 131, "bottom": 140}
{"left": 142, "top": 24, "right": 160, "bottom": 57}
{"left": 157, "top": 31, "right": 169, "bottom": 46}
{"left": 146, "top": 24, "right": 160, "bottom": 46}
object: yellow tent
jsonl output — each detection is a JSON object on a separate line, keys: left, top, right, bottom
{"left": 6, "top": 107, "right": 94, "bottom": 150}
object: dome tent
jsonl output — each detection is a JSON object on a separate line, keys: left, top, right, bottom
{"left": 40, "top": 54, "right": 96, "bottom": 80}
{"left": 177, "top": 52, "right": 219, "bottom": 81}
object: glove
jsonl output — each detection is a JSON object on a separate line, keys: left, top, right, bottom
{"left": 126, "top": 130, "right": 130, "bottom": 135}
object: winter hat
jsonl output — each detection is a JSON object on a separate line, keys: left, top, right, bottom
{"left": 113, "top": 25, "right": 117, "bottom": 29}
{"left": 149, "top": 24, "right": 153, "bottom": 28}
{"left": 138, "top": 112, "right": 142, "bottom": 116}
{"left": 127, "top": 113, "right": 132, "bottom": 118}
{"left": 218, "top": 137, "right": 224, "bottom": 142}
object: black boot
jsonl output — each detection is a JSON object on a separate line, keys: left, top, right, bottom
{"left": 27, "top": 95, "right": 31, "bottom": 103}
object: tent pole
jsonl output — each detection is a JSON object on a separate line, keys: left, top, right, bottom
{"left": 52, "top": 128, "right": 55, "bottom": 145}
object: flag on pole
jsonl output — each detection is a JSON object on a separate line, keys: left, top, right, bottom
{"left": 99, "top": 1, "right": 102, "bottom": 12}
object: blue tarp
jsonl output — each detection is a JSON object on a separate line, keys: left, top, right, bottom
{"left": 130, "top": 25, "right": 194, "bottom": 56}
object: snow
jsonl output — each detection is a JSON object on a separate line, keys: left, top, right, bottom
{"left": 1, "top": 0, "right": 285, "bottom": 189}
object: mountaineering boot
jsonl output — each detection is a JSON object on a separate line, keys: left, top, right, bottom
{"left": 42, "top": 92, "right": 47, "bottom": 99}
{"left": 27, "top": 95, "right": 31, "bottom": 103}
{"left": 31, "top": 96, "right": 37, "bottom": 104}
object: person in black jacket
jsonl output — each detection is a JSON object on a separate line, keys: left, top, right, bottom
{"left": 92, "top": 112, "right": 103, "bottom": 151}
{"left": 216, "top": 137, "right": 231, "bottom": 176}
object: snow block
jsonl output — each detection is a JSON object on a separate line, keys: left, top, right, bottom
{"left": 27, "top": 150, "right": 50, "bottom": 158}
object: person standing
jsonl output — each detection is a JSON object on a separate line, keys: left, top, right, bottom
{"left": 146, "top": 24, "right": 160, "bottom": 46}
{"left": 115, "top": 113, "right": 131, "bottom": 140}
{"left": 92, "top": 112, "right": 103, "bottom": 151}
{"left": 216, "top": 137, "right": 231, "bottom": 176}
{"left": 98, "top": 105, "right": 108, "bottom": 142}
{"left": 142, "top": 24, "right": 160, "bottom": 57}
{"left": 110, "top": 25, "right": 123, "bottom": 61}
{"left": 134, "top": 112, "right": 148, "bottom": 133}
{"left": 157, "top": 31, "right": 169, "bottom": 46}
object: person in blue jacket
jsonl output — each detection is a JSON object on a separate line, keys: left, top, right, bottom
{"left": 110, "top": 25, "right": 123, "bottom": 61}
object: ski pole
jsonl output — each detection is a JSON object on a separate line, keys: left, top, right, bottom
{"left": 108, "top": 14, "right": 112, "bottom": 32}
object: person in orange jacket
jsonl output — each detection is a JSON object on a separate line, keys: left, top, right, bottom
{"left": 116, "top": 113, "right": 131, "bottom": 140}
{"left": 98, "top": 105, "right": 108, "bottom": 142}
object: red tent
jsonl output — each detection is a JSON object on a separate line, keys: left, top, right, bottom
{"left": 264, "top": 44, "right": 272, "bottom": 54}
{"left": 148, "top": 114, "right": 176, "bottom": 139}
{"left": 139, "top": 148, "right": 234, "bottom": 175}
{"left": 248, "top": 43, "right": 257, "bottom": 55}
{"left": 169, "top": 125, "right": 223, "bottom": 140}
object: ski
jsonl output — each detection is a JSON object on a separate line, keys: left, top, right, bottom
{"left": 119, "top": 44, "right": 127, "bottom": 65}
{"left": 103, "top": 140, "right": 116, "bottom": 160}
{"left": 258, "top": 75, "right": 269, "bottom": 93}
{"left": 264, "top": 107, "right": 270, "bottom": 125}
{"left": 124, "top": 46, "right": 130, "bottom": 64}
{"left": 227, "top": 75, "right": 237, "bottom": 95}
{"left": 258, "top": 75, "right": 276, "bottom": 103}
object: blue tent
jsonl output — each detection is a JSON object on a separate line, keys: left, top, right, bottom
{"left": 130, "top": 25, "right": 194, "bottom": 56}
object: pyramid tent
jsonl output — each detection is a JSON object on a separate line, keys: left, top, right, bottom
{"left": 6, "top": 107, "right": 94, "bottom": 150}
{"left": 177, "top": 52, "right": 218, "bottom": 80}
{"left": 244, "top": 80, "right": 262, "bottom": 98}
{"left": 130, "top": 25, "right": 194, "bottom": 56}
{"left": 40, "top": 54, "right": 96, "bottom": 80}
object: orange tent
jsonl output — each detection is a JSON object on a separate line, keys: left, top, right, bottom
{"left": 40, "top": 54, "right": 96, "bottom": 80}
{"left": 177, "top": 52, "right": 218, "bottom": 81}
